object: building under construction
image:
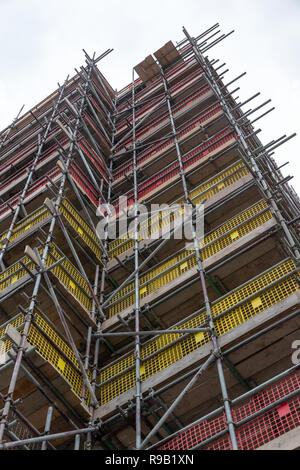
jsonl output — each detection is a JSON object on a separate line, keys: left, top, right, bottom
{"left": 0, "top": 24, "right": 299, "bottom": 451}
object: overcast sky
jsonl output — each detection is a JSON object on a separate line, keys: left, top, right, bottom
{"left": 0, "top": 0, "right": 299, "bottom": 191}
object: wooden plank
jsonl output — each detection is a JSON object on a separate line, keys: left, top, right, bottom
{"left": 154, "top": 41, "right": 182, "bottom": 67}
{"left": 134, "top": 55, "right": 160, "bottom": 84}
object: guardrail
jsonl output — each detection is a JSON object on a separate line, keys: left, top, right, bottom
{"left": 108, "top": 199, "right": 272, "bottom": 318}
{"left": 158, "top": 369, "right": 300, "bottom": 450}
{"left": 0, "top": 198, "right": 103, "bottom": 263}
{"left": 114, "top": 84, "right": 212, "bottom": 154}
{"left": 0, "top": 311, "right": 91, "bottom": 407}
{"left": 99, "top": 258, "right": 298, "bottom": 405}
{"left": 112, "top": 129, "right": 237, "bottom": 217}
{"left": 116, "top": 68, "right": 204, "bottom": 134}
{"left": 0, "top": 243, "right": 93, "bottom": 319}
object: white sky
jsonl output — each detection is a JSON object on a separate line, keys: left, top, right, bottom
{"left": 0, "top": 0, "right": 299, "bottom": 192}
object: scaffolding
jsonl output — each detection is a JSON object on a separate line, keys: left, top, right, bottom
{"left": 0, "top": 24, "right": 299, "bottom": 451}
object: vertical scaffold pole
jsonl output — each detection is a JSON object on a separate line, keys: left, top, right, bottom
{"left": 41, "top": 406, "right": 53, "bottom": 450}
{"left": 160, "top": 64, "right": 238, "bottom": 450}
{"left": 132, "top": 69, "right": 142, "bottom": 450}
{"left": 86, "top": 93, "right": 117, "bottom": 450}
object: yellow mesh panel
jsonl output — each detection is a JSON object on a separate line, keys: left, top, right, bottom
{"left": 0, "top": 256, "right": 34, "bottom": 291}
{"left": 0, "top": 315, "right": 24, "bottom": 356}
{"left": 27, "top": 325, "right": 90, "bottom": 405}
{"left": 100, "top": 259, "right": 297, "bottom": 405}
{"left": 0, "top": 198, "right": 102, "bottom": 263}
{"left": 33, "top": 314, "right": 83, "bottom": 373}
{"left": 60, "top": 199, "right": 102, "bottom": 262}
{"left": 0, "top": 312, "right": 91, "bottom": 405}
{"left": 108, "top": 200, "right": 272, "bottom": 318}
{"left": 45, "top": 246, "right": 93, "bottom": 313}
{"left": 0, "top": 245, "right": 93, "bottom": 315}
{"left": 0, "top": 208, "right": 50, "bottom": 248}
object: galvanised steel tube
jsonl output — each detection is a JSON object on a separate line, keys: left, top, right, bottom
{"left": 182, "top": 26, "right": 300, "bottom": 263}
{"left": 97, "top": 244, "right": 293, "bottom": 384}
{"left": 0, "top": 425, "right": 99, "bottom": 450}
{"left": 81, "top": 273, "right": 97, "bottom": 400}
{"left": 95, "top": 257, "right": 296, "bottom": 386}
{"left": 85, "top": 96, "right": 118, "bottom": 450}
{"left": 107, "top": 163, "right": 252, "bottom": 266}
{"left": 176, "top": 23, "right": 220, "bottom": 49}
{"left": 100, "top": 310, "right": 300, "bottom": 434}
{"left": 131, "top": 68, "right": 142, "bottom": 450}
{"left": 100, "top": 328, "right": 210, "bottom": 337}
{"left": 18, "top": 354, "right": 82, "bottom": 428}
{"left": 225, "top": 310, "right": 300, "bottom": 357}
{"left": 147, "top": 363, "right": 300, "bottom": 450}
{"left": 139, "top": 353, "right": 216, "bottom": 449}
{"left": 0, "top": 391, "right": 55, "bottom": 451}
{"left": 0, "top": 200, "right": 64, "bottom": 442}
{"left": 74, "top": 434, "right": 81, "bottom": 450}
{"left": 111, "top": 94, "right": 167, "bottom": 153}
{"left": 192, "top": 388, "right": 300, "bottom": 450}
{"left": 41, "top": 270, "right": 98, "bottom": 407}
{"left": 101, "top": 203, "right": 202, "bottom": 310}
{"left": 113, "top": 122, "right": 233, "bottom": 202}
{"left": 5, "top": 430, "right": 30, "bottom": 450}
{"left": 105, "top": 202, "right": 270, "bottom": 309}
{"left": 148, "top": 257, "right": 296, "bottom": 329}
{"left": 0, "top": 83, "right": 84, "bottom": 160}
{"left": 81, "top": 267, "right": 97, "bottom": 405}
{"left": 41, "top": 406, "right": 53, "bottom": 451}
{"left": 47, "top": 202, "right": 106, "bottom": 321}
{"left": 57, "top": 156, "right": 109, "bottom": 261}
{"left": 85, "top": 94, "right": 112, "bottom": 146}
{"left": 77, "top": 66, "right": 110, "bottom": 118}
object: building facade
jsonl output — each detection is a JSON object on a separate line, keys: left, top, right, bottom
{"left": 0, "top": 24, "right": 299, "bottom": 450}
